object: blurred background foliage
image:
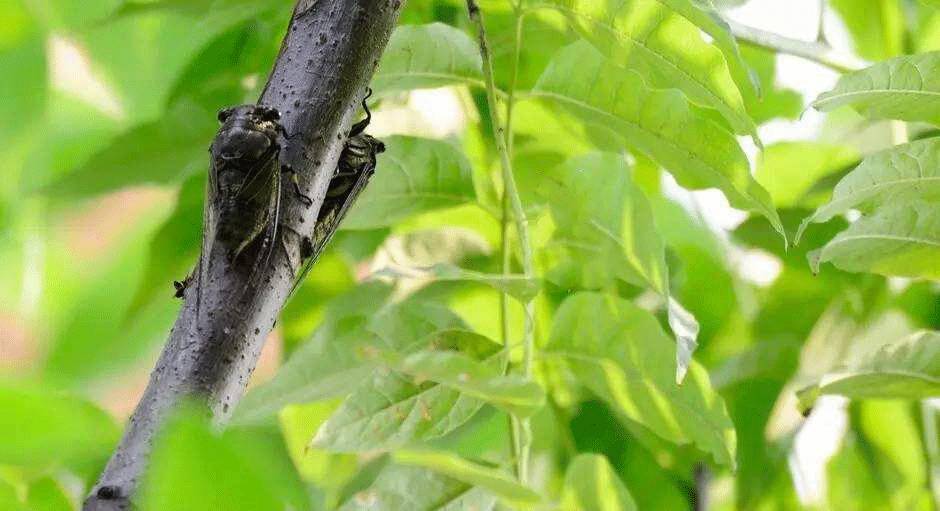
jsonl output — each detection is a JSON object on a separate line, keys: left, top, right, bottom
{"left": 0, "top": 0, "right": 938, "bottom": 509}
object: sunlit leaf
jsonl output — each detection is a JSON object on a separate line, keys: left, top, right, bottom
{"left": 809, "top": 201, "right": 940, "bottom": 279}
{"left": 393, "top": 450, "right": 542, "bottom": 507}
{"left": 393, "top": 348, "right": 546, "bottom": 417}
{"left": 312, "top": 331, "right": 500, "bottom": 451}
{"left": 544, "top": 153, "right": 668, "bottom": 295}
{"left": 797, "top": 330, "right": 940, "bottom": 411}
{"left": 542, "top": 152, "right": 700, "bottom": 380}
{"left": 532, "top": 41, "right": 784, "bottom": 239}
{"left": 546, "top": 292, "right": 737, "bottom": 467}
{"left": 373, "top": 23, "right": 483, "bottom": 93}
{"left": 344, "top": 137, "right": 476, "bottom": 230}
{"left": 337, "top": 463, "right": 497, "bottom": 511}
{"left": 532, "top": 0, "right": 759, "bottom": 141}
{"left": 560, "top": 454, "right": 638, "bottom": 511}
{"left": 813, "top": 53, "right": 940, "bottom": 124}
{"left": 799, "top": 138, "right": 940, "bottom": 241}
{"left": 232, "top": 283, "right": 465, "bottom": 424}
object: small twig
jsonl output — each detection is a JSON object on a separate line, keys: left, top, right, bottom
{"left": 816, "top": 0, "right": 828, "bottom": 45}
{"left": 466, "top": 0, "right": 536, "bottom": 484}
{"left": 728, "top": 20, "right": 865, "bottom": 73}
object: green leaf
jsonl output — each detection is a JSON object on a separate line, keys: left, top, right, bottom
{"left": 797, "top": 330, "right": 940, "bottom": 411}
{"left": 393, "top": 348, "right": 546, "bottom": 417}
{"left": 799, "top": 138, "right": 940, "bottom": 241}
{"left": 560, "top": 454, "right": 638, "bottom": 511}
{"left": 532, "top": 41, "right": 784, "bottom": 240}
{"left": 0, "top": 384, "right": 119, "bottom": 467}
{"left": 312, "top": 331, "right": 499, "bottom": 451}
{"left": 138, "top": 410, "right": 299, "bottom": 511}
{"left": 830, "top": 0, "right": 905, "bottom": 61}
{"left": 373, "top": 23, "right": 483, "bottom": 93}
{"left": 756, "top": 142, "right": 859, "bottom": 210}
{"left": 740, "top": 46, "right": 803, "bottom": 125}
{"left": 654, "top": 0, "right": 760, "bottom": 97}
{"left": 337, "top": 462, "right": 497, "bottom": 510}
{"left": 375, "top": 263, "right": 540, "bottom": 302}
{"left": 232, "top": 283, "right": 464, "bottom": 424}
{"left": 533, "top": 0, "right": 759, "bottom": 141}
{"left": 544, "top": 153, "right": 669, "bottom": 295}
{"left": 393, "top": 450, "right": 542, "bottom": 508}
{"left": 40, "top": 101, "right": 216, "bottom": 198}
{"left": 809, "top": 201, "right": 940, "bottom": 279}
{"left": 546, "top": 292, "right": 737, "bottom": 467}
{"left": 542, "top": 152, "right": 700, "bottom": 380}
{"left": 344, "top": 137, "right": 476, "bottom": 230}
{"left": 813, "top": 53, "right": 940, "bottom": 125}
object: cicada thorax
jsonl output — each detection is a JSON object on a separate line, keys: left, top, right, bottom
{"left": 209, "top": 105, "right": 283, "bottom": 259}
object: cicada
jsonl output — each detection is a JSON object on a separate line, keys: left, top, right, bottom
{"left": 176, "top": 90, "right": 382, "bottom": 303}
{"left": 289, "top": 89, "right": 385, "bottom": 295}
{"left": 177, "top": 104, "right": 303, "bottom": 304}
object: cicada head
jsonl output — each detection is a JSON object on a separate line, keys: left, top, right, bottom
{"left": 212, "top": 105, "right": 282, "bottom": 164}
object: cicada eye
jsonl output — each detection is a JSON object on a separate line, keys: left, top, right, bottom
{"left": 258, "top": 105, "right": 280, "bottom": 121}
{"left": 217, "top": 108, "right": 234, "bottom": 123}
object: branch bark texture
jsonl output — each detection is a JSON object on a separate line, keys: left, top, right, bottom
{"left": 83, "top": 1, "right": 401, "bottom": 509}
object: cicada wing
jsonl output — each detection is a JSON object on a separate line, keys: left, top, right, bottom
{"left": 286, "top": 159, "right": 376, "bottom": 300}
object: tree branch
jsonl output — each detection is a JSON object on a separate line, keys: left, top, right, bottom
{"left": 83, "top": 1, "right": 402, "bottom": 509}
{"left": 727, "top": 20, "right": 865, "bottom": 73}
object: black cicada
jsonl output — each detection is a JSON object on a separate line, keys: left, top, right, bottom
{"left": 176, "top": 90, "right": 383, "bottom": 303}
{"left": 209, "top": 104, "right": 285, "bottom": 260}
{"left": 176, "top": 104, "right": 301, "bottom": 303}
{"left": 289, "top": 89, "right": 385, "bottom": 295}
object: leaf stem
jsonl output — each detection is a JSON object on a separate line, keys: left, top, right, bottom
{"left": 727, "top": 20, "right": 865, "bottom": 73}
{"left": 467, "top": 0, "right": 536, "bottom": 484}
{"left": 922, "top": 401, "right": 940, "bottom": 510}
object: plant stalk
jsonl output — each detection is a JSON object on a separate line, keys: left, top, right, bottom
{"left": 727, "top": 20, "right": 865, "bottom": 73}
{"left": 467, "top": 0, "right": 536, "bottom": 484}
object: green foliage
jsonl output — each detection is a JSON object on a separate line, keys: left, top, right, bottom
{"left": 393, "top": 450, "right": 542, "bottom": 507}
{"left": 809, "top": 201, "right": 940, "bottom": 278}
{"left": 372, "top": 23, "right": 483, "bottom": 93}
{"left": 533, "top": 41, "right": 784, "bottom": 238}
{"left": 344, "top": 136, "right": 477, "bottom": 229}
{"left": 814, "top": 53, "right": 940, "bottom": 123}
{"left": 546, "top": 292, "right": 736, "bottom": 467}
{"left": 5, "top": 0, "right": 940, "bottom": 509}
{"left": 798, "top": 331, "right": 940, "bottom": 411}
{"left": 560, "top": 454, "right": 638, "bottom": 510}
{"left": 0, "top": 383, "right": 119, "bottom": 468}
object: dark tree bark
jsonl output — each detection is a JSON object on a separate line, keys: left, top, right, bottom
{"left": 83, "top": 1, "right": 401, "bottom": 509}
